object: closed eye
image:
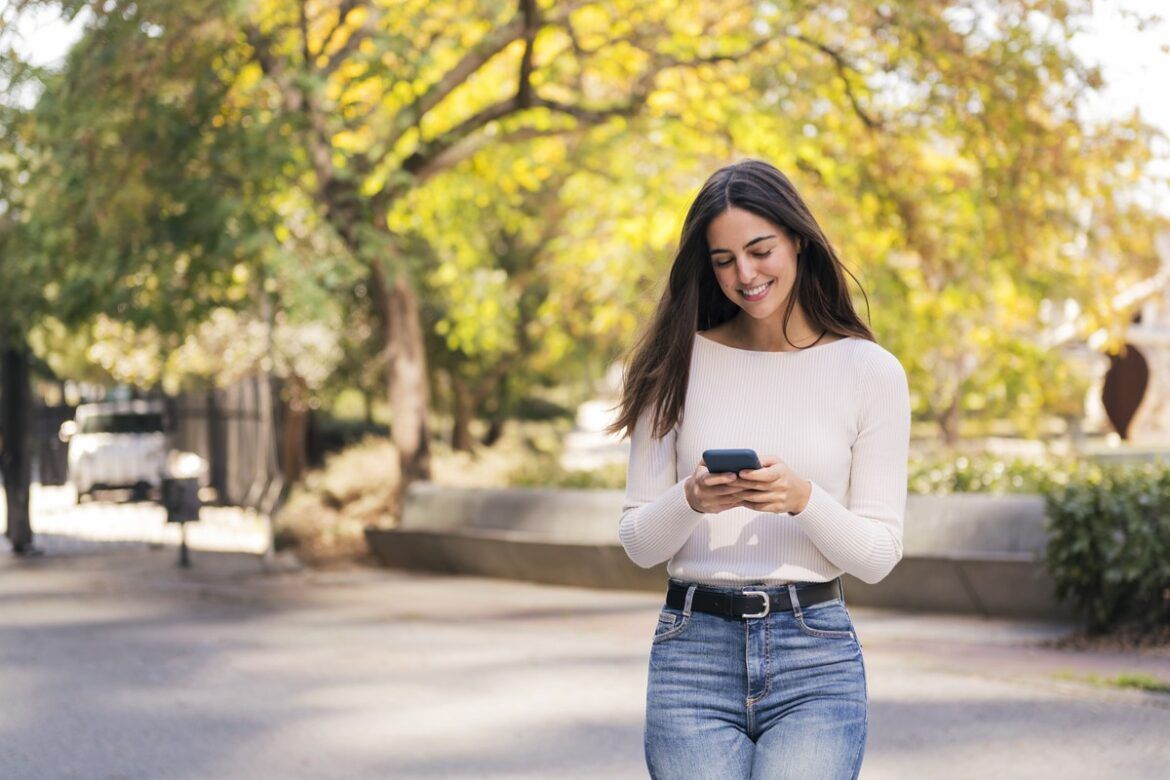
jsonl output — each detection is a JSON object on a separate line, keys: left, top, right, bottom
{"left": 715, "top": 250, "right": 772, "bottom": 267}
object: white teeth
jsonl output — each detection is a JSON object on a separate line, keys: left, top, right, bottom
{"left": 742, "top": 282, "right": 771, "bottom": 297}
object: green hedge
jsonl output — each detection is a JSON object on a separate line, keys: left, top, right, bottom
{"left": 907, "top": 453, "right": 1068, "bottom": 495}
{"left": 509, "top": 459, "right": 626, "bottom": 489}
{"left": 1043, "top": 461, "right": 1170, "bottom": 634}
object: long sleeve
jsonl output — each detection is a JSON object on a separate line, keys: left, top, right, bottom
{"left": 790, "top": 349, "right": 911, "bottom": 584}
{"left": 618, "top": 406, "right": 707, "bottom": 568}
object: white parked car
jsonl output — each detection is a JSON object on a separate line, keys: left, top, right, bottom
{"left": 59, "top": 400, "right": 169, "bottom": 501}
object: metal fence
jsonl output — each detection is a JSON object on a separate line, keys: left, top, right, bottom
{"left": 34, "top": 375, "right": 283, "bottom": 511}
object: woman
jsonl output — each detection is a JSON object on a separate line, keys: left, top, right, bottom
{"left": 606, "top": 159, "right": 910, "bottom": 779}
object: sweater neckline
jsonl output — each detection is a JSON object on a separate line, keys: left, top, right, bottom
{"left": 695, "top": 331, "right": 854, "bottom": 355}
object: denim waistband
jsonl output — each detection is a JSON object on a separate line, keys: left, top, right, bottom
{"left": 667, "top": 577, "right": 840, "bottom": 596}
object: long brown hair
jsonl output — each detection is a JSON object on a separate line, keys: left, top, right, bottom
{"left": 606, "top": 159, "right": 875, "bottom": 440}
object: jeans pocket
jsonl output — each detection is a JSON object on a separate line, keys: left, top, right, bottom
{"left": 651, "top": 608, "right": 689, "bottom": 644}
{"left": 793, "top": 600, "right": 856, "bottom": 640}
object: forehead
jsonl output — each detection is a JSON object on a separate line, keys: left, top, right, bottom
{"left": 706, "top": 207, "right": 782, "bottom": 247}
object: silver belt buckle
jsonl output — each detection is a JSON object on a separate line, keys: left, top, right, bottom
{"left": 741, "top": 590, "right": 770, "bottom": 619}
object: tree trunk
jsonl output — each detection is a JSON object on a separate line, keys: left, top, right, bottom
{"left": 363, "top": 387, "right": 374, "bottom": 427}
{"left": 449, "top": 370, "right": 475, "bottom": 452}
{"left": 483, "top": 418, "right": 506, "bottom": 447}
{"left": 1, "top": 345, "right": 34, "bottom": 553}
{"left": 281, "top": 374, "right": 310, "bottom": 486}
{"left": 938, "top": 394, "right": 961, "bottom": 447}
{"left": 373, "top": 266, "right": 432, "bottom": 499}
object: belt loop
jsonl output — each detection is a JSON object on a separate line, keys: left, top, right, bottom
{"left": 683, "top": 584, "right": 698, "bottom": 618}
{"left": 837, "top": 577, "right": 846, "bottom": 604}
{"left": 786, "top": 583, "right": 802, "bottom": 618}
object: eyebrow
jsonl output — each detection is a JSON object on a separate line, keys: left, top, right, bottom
{"left": 708, "top": 234, "right": 777, "bottom": 256}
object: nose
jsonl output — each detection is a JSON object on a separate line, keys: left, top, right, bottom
{"left": 736, "top": 254, "right": 756, "bottom": 283}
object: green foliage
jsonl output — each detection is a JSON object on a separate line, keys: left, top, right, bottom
{"left": 508, "top": 458, "right": 626, "bottom": 490}
{"left": 1095, "top": 673, "right": 1170, "bottom": 694}
{"left": 23, "top": 0, "right": 288, "bottom": 331}
{"left": 6, "top": 0, "right": 1168, "bottom": 453}
{"left": 1043, "top": 461, "right": 1170, "bottom": 634}
{"left": 511, "top": 395, "right": 573, "bottom": 422}
{"left": 908, "top": 451, "right": 1071, "bottom": 495}
{"left": 312, "top": 414, "right": 390, "bottom": 455}
{"left": 1052, "top": 670, "right": 1170, "bottom": 693}
{"left": 0, "top": 14, "right": 46, "bottom": 345}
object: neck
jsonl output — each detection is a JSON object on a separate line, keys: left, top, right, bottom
{"left": 732, "top": 310, "right": 824, "bottom": 352}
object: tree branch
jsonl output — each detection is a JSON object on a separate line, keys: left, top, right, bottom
{"left": 789, "top": 34, "right": 880, "bottom": 130}
{"left": 299, "top": 0, "right": 310, "bottom": 66}
{"left": 407, "top": 126, "right": 584, "bottom": 184}
{"left": 383, "top": 4, "right": 528, "bottom": 152}
{"left": 516, "top": 0, "right": 538, "bottom": 108}
{"left": 243, "top": 25, "right": 335, "bottom": 192}
{"left": 316, "top": 0, "right": 363, "bottom": 60}
{"left": 383, "top": 33, "right": 775, "bottom": 202}
{"left": 322, "top": 6, "right": 380, "bottom": 76}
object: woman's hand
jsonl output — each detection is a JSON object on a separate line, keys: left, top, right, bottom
{"left": 684, "top": 459, "right": 745, "bottom": 513}
{"left": 728, "top": 455, "right": 812, "bottom": 514}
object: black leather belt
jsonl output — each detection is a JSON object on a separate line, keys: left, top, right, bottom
{"left": 666, "top": 578, "right": 843, "bottom": 619}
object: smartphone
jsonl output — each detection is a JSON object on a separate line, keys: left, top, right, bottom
{"left": 702, "top": 448, "right": 762, "bottom": 474}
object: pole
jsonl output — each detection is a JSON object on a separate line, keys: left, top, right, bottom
{"left": 178, "top": 521, "right": 190, "bottom": 568}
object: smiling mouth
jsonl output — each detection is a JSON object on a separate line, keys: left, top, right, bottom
{"left": 740, "top": 281, "right": 773, "bottom": 301}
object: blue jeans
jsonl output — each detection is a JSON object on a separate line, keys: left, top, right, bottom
{"left": 644, "top": 578, "right": 868, "bottom": 779}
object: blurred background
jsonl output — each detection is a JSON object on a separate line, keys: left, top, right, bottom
{"left": 1, "top": 0, "right": 1168, "bottom": 563}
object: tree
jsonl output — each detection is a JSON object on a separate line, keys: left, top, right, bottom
{"left": 232, "top": 0, "right": 801, "bottom": 495}
{"left": 0, "top": 3, "right": 43, "bottom": 552}
{"left": 15, "top": 0, "right": 1168, "bottom": 504}
{"left": 407, "top": 0, "right": 1168, "bottom": 445}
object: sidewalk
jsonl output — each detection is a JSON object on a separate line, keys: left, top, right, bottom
{"left": 1, "top": 544, "right": 1168, "bottom": 779}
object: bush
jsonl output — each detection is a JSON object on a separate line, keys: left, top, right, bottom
{"left": 508, "top": 458, "right": 626, "bottom": 489}
{"left": 511, "top": 396, "right": 574, "bottom": 422}
{"left": 908, "top": 452, "right": 1069, "bottom": 495}
{"left": 274, "top": 436, "right": 399, "bottom": 563}
{"left": 1043, "top": 460, "right": 1170, "bottom": 634}
{"left": 309, "top": 414, "right": 391, "bottom": 464}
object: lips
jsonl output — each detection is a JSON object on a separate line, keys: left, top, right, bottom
{"left": 740, "top": 281, "right": 773, "bottom": 301}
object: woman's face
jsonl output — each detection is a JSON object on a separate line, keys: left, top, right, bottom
{"left": 706, "top": 206, "right": 801, "bottom": 323}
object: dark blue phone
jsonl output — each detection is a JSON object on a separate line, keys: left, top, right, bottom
{"left": 702, "top": 448, "right": 762, "bottom": 474}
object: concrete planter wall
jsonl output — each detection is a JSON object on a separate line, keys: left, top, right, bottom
{"left": 366, "top": 483, "right": 1077, "bottom": 620}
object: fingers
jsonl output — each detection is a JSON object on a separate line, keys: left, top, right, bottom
{"left": 740, "top": 456, "right": 783, "bottom": 481}
{"left": 691, "top": 460, "right": 784, "bottom": 513}
{"left": 715, "top": 493, "right": 748, "bottom": 511}
{"left": 689, "top": 469, "right": 745, "bottom": 512}
{"left": 701, "top": 478, "right": 741, "bottom": 500}
{"left": 698, "top": 471, "right": 737, "bottom": 488}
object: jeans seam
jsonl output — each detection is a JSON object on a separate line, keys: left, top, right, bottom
{"left": 847, "top": 727, "right": 866, "bottom": 780}
{"left": 652, "top": 615, "right": 689, "bottom": 644}
{"left": 745, "top": 617, "right": 771, "bottom": 705}
{"left": 793, "top": 603, "right": 855, "bottom": 640}
{"left": 849, "top": 650, "right": 869, "bottom": 780}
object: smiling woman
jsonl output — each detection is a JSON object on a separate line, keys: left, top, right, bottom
{"left": 705, "top": 207, "right": 821, "bottom": 350}
{"left": 605, "top": 159, "right": 911, "bottom": 780}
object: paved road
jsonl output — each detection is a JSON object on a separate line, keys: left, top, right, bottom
{"left": 1, "top": 545, "right": 1168, "bottom": 780}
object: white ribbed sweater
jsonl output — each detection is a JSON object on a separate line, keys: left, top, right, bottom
{"left": 618, "top": 332, "right": 910, "bottom": 586}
